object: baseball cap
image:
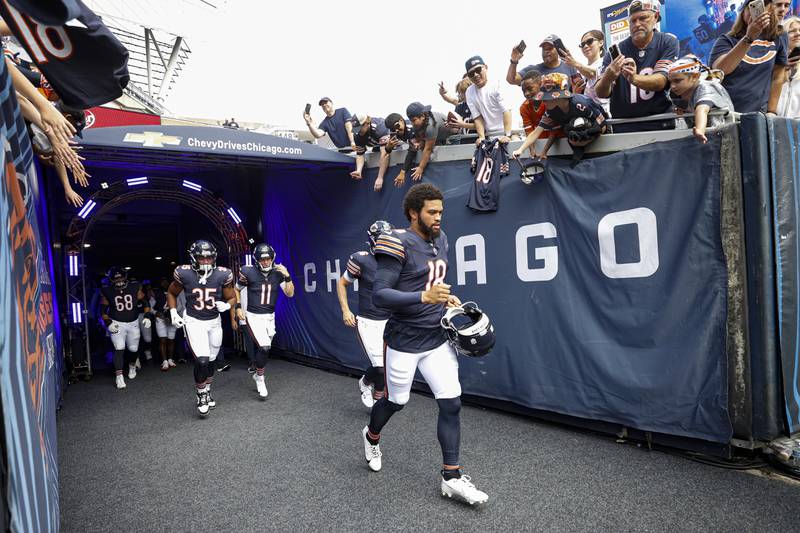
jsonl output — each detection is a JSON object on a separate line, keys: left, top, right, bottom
{"left": 318, "top": 96, "right": 332, "bottom": 106}
{"left": 535, "top": 73, "right": 572, "bottom": 101}
{"left": 384, "top": 113, "right": 404, "bottom": 131}
{"left": 628, "top": 0, "right": 661, "bottom": 16}
{"left": 350, "top": 113, "right": 369, "bottom": 127}
{"left": 540, "top": 34, "right": 561, "bottom": 47}
{"left": 405, "top": 102, "right": 431, "bottom": 119}
{"left": 464, "top": 55, "right": 486, "bottom": 74}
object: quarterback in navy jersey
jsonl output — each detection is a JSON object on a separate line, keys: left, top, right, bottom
{"left": 234, "top": 243, "right": 294, "bottom": 399}
{"left": 336, "top": 220, "right": 394, "bottom": 409}
{"left": 595, "top": 0, "right": 679, "bottom": 132}
{"left": 100, "top": 267, "right": 151, "bottom": 390}
{"left": 360, "top": 183, "right": 489, "bottom": 506}
{"left": 167, "top": 240, "right": 236, "bottom": 417}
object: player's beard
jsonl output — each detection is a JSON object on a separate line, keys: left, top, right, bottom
{"left": 419, "top": 218, "right": 440, "bottom": 240}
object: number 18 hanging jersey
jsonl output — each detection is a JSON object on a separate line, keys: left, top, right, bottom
{"left": 468, "top": 138, "right": 509, "bottom": 212}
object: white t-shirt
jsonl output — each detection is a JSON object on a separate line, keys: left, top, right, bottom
{"left": 584, "top": 57, "right": 611, "bottom": 116}
{"left": 465, "top": 80, "right": 509, "bottom": 136}
{"left": 778, "top": 70, "right": 800, "bottom": 119}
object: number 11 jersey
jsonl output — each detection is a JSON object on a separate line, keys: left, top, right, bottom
{"left": 237, "top": 265, "right": 284, "bottom": 314}
{"left": 173, "top": 265, "right": 234, "bottom": 320}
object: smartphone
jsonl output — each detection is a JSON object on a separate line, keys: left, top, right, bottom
{"left": 553, "top": 37, "right": 567, "bottom": 57}
{"left": 516, "top": 39, "right": 527, "bottom": 54}
{"left": 789, "top": 46, "right": 800, "bottom": 60}
{"left": 304, "top": 103, "right": 311, "bottom": 115}
{"left": 609, "top": 44, "right": 621, "bottom": 60}
{"left": 748, "top": 0, "right": 765, "bottom": 19}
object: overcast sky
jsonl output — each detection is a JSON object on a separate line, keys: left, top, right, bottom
{"left": 109, "top": 0, "right": 618, "bottom": 128}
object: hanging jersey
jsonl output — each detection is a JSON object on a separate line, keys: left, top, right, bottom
{"left": 468, "top": 138, "right": 509, "bottom": 212}
{"left": 601, "top": 32, "right": 679, "bottom": 132}
{"left": 238, "top": 265, "right": 284, "bottom": 314}
{"left": 101, "top": 282, "right": 142, "bottom": 323}
{"left": 344, "top": 251, "right": 391, "bottom": 320}
{"left": 373, "top": 229, "right": 449, "bottom": 352}
{"left": 173, "top": 265, "right": 234, "bottom": 320}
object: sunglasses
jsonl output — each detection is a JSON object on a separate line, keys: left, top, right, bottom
{"left": 468, "top": 66, "right": 484, "bottom": 77}
{"left": 579, "top": 37, "right": 597, "bottom": 48}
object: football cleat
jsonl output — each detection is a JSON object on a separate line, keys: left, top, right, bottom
{"left": 128, "top": 364, "right": 137, "bottom": 380}
{"left": 440, "top": 475, "right": 489, "bottom": 505}
{"left": 361, "top": 426, "right": 382, "bottom": 472}
{"left": 358, "top": 376, "right": 375, "bottom": 409}
{"left": 161, "top": 360, "right": 170, "bottom": 371}
{"left": 196, "top": 391, "right": 209, "bottom": 416}
{"left": 254, "top": 374, "right": 268, "bottom": 399}
{"left": 168, "top": 359, "right": 176, "bottom": 367}
{"left": 206, "top": 388, "right": 216, "bottom": 409}
{"left": 134, "top": 357, "right": 141, "bottom": 369}
{"left": 217, "top": 361, "right": 232, "bottom": 372}
{"left": 115, "top": 374, "right": 126, "bottom": 389}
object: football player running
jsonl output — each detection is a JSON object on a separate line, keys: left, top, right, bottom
{"left": 167, "top": 240, "right": 236, "bottom": 417}
{"left": 360, "top": 183, "right": 489, "bottom": 505}
{"left": 234, "top": 243, "right": 294, "bottom": 399}
{"left": 100, "top": 267, "right": 152, "bottom": 389}
{"left": 153, "top": 277, "right": 178, "bottom": 370}
{"left": 337, "top": 220, "right": 394, "bottom": 409}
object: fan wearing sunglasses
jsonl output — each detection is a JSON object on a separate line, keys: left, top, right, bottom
{"left": 463, "top": 55, "right": 512, "bottom": 146}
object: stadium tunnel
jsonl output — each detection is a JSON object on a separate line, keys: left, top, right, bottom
{"left": 44, "top": 125, "right": 354, "bottom": 377}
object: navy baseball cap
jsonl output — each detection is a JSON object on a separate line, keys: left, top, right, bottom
{"left": 385, "top": 113, "right": 404, "bottom": 130}
{"left": 318, "top": 96, "right": 332, "bottom": 105}
{"left": 406, "top": 102, "right": 431, "bottom": 119}
{"left": 465, "top": 55, "right": 486, "bottom": 74}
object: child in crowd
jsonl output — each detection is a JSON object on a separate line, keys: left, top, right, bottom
{"left": 518, "top": 69, "right": 563, "bottom": 158}
{"left": 512, "top": 73, "right": 607, "bottom": 162}
{"left": 667, "top": 55, "right": 734, "bottom": 144}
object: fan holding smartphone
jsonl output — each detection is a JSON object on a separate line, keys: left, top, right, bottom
{"left": 777, "top": 16, "right": 800, "bottom": 118}
{"left": 507, "top": 34, "right": 581, "bottom": 90}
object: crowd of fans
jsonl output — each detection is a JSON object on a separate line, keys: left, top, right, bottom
{"left": 303, "top": 0, "right": 800, "bottom": 190}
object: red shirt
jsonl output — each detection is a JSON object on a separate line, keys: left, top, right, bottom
{"left": 520, "top": 100, "right": 564, "bottom": 138}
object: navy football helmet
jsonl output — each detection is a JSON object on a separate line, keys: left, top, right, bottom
{"left": 107, "top": 267, "right": 128, "bottom": 289}
{"left": 367, "top": 220, "right": 394, "bottom": 250}
{"left": 188, "top": 240, "right": 217, "bottom": 274}
{"left": 441, "top": 301, "right": 495, "bottom": 357}
{"left": 518, "top": 157, "right": 546, "bottom": 185}
{"left": 253, "top": 243, "right": 276, "bottom": 273}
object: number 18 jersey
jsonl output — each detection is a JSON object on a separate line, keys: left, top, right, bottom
{"left": 101, "top": 282, "right": 142, "bottom": 323}
{"left": 173, "top": 265, "right": 234, "bottom": 320}
{"left": 374, "top": 229, "right": 449, "bottom": 352}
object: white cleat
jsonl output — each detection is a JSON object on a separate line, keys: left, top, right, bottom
{"left": 196, "top": 391, "right": 210, "bottom": 416}
{"left": 134, "top": 358, "right": 141, "bottom": 369}
{"left": 358, "top": 376, "right": 375, "bottom": 409}
{"left": 115, "top": 374, "right": 126, "bottom": 389}
{"left": 167, "top": 359, "right": 176, "bottom": 368}
{"left": 440, "top": 475, "right": 489, "bottom": 505}
{"left": 361, "top": 426, "right": 382, "bottom": 472}
{"left": 253, "top": 374, "right": 268, "bottom": 399}
{"left": 161, "top": 360, "right": 170, "bottom": 371}
{"left": 128, "top": 364, "right": 137, "bottom": 380}
{"left": 206, "top": 388, "right": 216, "bottom": 409}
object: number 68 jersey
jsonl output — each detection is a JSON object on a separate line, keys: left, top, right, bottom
{"left": 373, "top": 228, "right": 449, "bottom": 331}
{"left": 100, "top": 281, "right": 143, "bottom": 323}
{"left": 173, "top": 265, "right": 234, "bottom": 320}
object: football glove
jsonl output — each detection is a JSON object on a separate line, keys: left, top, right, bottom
{"left": 170, "top": 308, "right": 185, "bottom": 328}
{"left": 141, "top": 317, "right": 151, "bottom": 329}
{"left": 107, "top": 321, "right": 120, "bottom": 334}
{"left": 214, "top": 300, "right": 231, "bottom": 313}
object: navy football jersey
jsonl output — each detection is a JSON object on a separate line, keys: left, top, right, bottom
{"left": 152, "top": 288, "right": 168, "bottom": 316}
{"left": 238, "top": 265, "right": 284, "bottom": 314}
{"left": 373, "top": 229, "right": 449, "bottom": 352}
{"left": 601, "top": 32, "right": 679, "bottom": 132}
{"left": 468, "top": 138, "right": 509, "bottom": 213}
{"left": 344, "top": 251, "right": 391, "bottom": 320}
{"left": 101, "top": 282, "right": 142, "bottom": 323}
{"left": 173, "top": 265, "right": 234, "bottom": 320}
{"left": 539, "top": 94, "right": 608, "bottom": 132}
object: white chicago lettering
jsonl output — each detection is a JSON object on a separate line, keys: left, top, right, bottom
{"left": 326, "top": 259, "right": 341, "bottom": 292}
{"left": 515, "top": 223, "right": 558, "bottom": 282}
{"left": 304, "top": 263, "right": 316, "bottom": 293}
{"left": 455, "top": 234, "right": 487, "bottom": 285}
{"left": 597, "top": 207, "right": 659, "bottom": 279}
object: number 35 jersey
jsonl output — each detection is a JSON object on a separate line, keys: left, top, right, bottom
{"left": 237, "top": 265, "right": 284, "bottom": 315}
{"left": 173, "top": 265, "right": 234, "bottom": 320}
{"left": 373, "top": 228, "right": 449, "bottom": 331}
{"left": 101, "top": 282, "right": 142, "bottom": 323}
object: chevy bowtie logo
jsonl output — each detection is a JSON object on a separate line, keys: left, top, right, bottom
{"left": 123, "top": 131, "right": 182, "bottom": 147}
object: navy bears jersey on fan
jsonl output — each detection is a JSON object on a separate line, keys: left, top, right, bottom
{"left": 601, "top": 31, "right": 678, "bottom": 132}
{"left": 344, "top": 251, "right": 391, "bottom": 320}
{"left": 101, "top": 282, "right": 142, "bottom": 323}
{"left": 539, "top": 94, "right": 607, "bottom": 132}
{"left": 373, "top": 229, "right": 449, "bottom": 352}
{"left": 173, "top": 265, "right": 234, "bottom": 320}
{"left": 238, "top": 265, "right": 284, "bottom": 314}
{"left": 468, "top": 138, "right": 509, "bottom": 212}
{"left": 0, "top": 0, "right": 129, "bottom": 107}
